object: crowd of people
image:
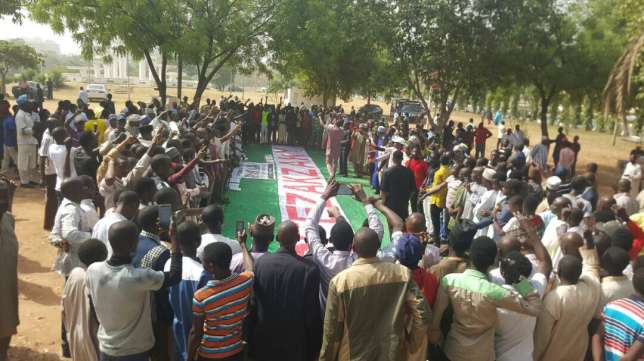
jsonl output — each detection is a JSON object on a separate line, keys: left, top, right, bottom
{"left": 0, "top": 89, "right": 642, "bottom": 361}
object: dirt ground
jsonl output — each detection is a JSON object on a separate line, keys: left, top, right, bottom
{"left": 5, "top": 83, "right": 638, "bottom": 360}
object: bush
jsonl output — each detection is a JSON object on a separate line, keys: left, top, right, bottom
{"left": 47, "top": 68, "right": 64, "bottom": 88}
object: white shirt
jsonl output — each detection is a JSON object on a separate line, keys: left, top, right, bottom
{"left": 494, "top": 272, "right": 548, "bottom": 361}
{"left": 197, "top": 233, "right": 242, "bottom": 261}
{"left": 79, "top": 90, "right": 89, "bottom": 104}
{"left": 91, "top": 212, "right": 127, "bottom": 257}
{"left": 15, "top": 109, "right": 38, "bottom": 145}
{"left": 38, "top": 129, "right": 56, "bottom": 175}
{"left": 230, "top": 252, "right": 265, "bottom": 274}
{"left": 49, "top": 144, "right": 77, "bottom": 191}
{"left": 497, "top": 123, "right": 505, "bottom": 139}
{"left": 541, "top": 218, "right": 569, "bottom": 269}
{"left": 622, "top": 162, "right": 642, "bottom": 198}
{"left": 86, "top": 261, "right": 164, "bottom": 357}
{"left": 49, "top": 198, "right": 92, "bottom": 276}
{"left": 81, "top": 199, "right": 99, "bottom": 230}
{"left": 614, "top": 192, "right": 639, "bottom": 216}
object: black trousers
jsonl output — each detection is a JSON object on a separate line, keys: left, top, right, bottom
{"left": 430, "top": 204, "right": 443, "bottom": 243}
{"left": 339, "top": 149, "right": 349, "bottom": 176}
{"left": 0, "top": 336, "right": 11, "bottom": 361}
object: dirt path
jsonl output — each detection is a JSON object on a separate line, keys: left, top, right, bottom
{"left": 9, "top": 187, "right": 64, "bottom": 361}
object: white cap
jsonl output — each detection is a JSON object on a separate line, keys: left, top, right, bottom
{"left": 391, "top": 135, "right": 407, "bottom": 145}
{"left": 546, "top": 176, "right": 562, "bottom": 190}
{"left": 482, "top": 168, "right": 496, "bottom": 181}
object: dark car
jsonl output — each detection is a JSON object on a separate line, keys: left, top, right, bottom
{"left": 11, "top": 81, "right": 41, "bottom": 100}
{"left": 397, "top": 101, "right": 425, "bottom": 122}
{"left": 357, "top": 104, "right": 383, "bottom": 120}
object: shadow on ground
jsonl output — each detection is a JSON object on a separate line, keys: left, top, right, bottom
{"left": 19, "top": 278, "right": 60, "bottom": 306}
{"left": 8, "top": 346, "right": 62, "bottom": 361}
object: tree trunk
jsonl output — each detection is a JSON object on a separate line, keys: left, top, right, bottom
{"left": 160, "top": 54, "right": 167, "bottom": 106}
{"left": 0, "top": 72, "right": 5, "bottom": 96}
{"left": 177, "top": 54, "right": 183, "bottom": 101}
{"left": 574, "top": 101, "right": 582, "bottom": 128}
{"left": 540, "top": 96, "right": 550, "bottom": 139}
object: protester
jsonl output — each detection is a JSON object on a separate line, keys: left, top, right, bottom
{"left": 251, "top": 221, "right": 322, "bottom": 361}
{"left": 62, "top": 239, "right": 107, "bottom": 361}
{"left": 87, "top": 220, "right": 183, "bottom": 361}
{"left": 0, "top": 180, "right": 17, "bottom": 361}
{"left": 187, "top": 229, "right": 254, "bottom": 361}
{"left": 319, "top": 227, "right": 430, "bottom": 361}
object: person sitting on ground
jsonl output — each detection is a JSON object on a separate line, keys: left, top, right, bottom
{"left": 62, "top": 239, "right": 107, "bottom": 361}
{"left": 197, "top": 204, "right": 241, "bottom": 260}
{"left": 86, "top": 220, "right": 183, "bottom": 361}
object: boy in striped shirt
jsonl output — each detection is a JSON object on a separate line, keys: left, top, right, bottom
{"left": 597, "top": 265, "right": 644, "bottom": 361}
{"left": 188, "top": 229, "right": 254, "bottom": 361}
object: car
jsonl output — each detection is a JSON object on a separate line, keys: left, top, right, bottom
{"left": 11, "top": 80, "right": 41, "bottom": 100}
{"left": 357, "top": 104, "right": 383, "bottom": 120}
{"left": 86, "top": 83, "right": 109, "bottom": 102}
{"left": 397, "top": 101, "right": 425, "bottom": 120}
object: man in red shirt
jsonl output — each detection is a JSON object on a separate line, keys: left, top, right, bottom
{"left": 407, "top": 145, "right": 429, "bottom": 212}
{"left": 474, "top": 122, "right": 493, "bottom": 158}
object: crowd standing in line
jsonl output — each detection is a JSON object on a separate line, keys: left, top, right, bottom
{"left": 0, "top": 90, "right": 643, "bottom": 361}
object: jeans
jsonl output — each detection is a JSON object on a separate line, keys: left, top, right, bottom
{"left": 475, "top": 143, "right": 485, "bottom": 158}
{"left": 100, "top": 351, "right": 149, "bottom": 361}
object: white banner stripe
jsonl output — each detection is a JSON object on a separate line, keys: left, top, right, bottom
{"left": 272, "top": 146, "right": 346, "bottom": 254}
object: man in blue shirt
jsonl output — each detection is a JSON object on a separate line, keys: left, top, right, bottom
{"left": 1, "top": 104, "right": 17, "bottom": 172}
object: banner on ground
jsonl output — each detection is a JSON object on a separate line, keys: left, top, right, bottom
{"left": 272, "top": 145, "right": 346, "bottom": 255}
{"left": 228, "top": 161, "right": 275, "bottom": 191}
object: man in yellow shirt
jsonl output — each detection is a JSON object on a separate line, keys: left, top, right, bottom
{"left": 84, "top": 117, "right": 107, "bottom": 143}
{"left": 426, "top": 155, "right": 451, "bottom": 246}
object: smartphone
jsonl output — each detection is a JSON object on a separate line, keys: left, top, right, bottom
{"left": 158, "top": 204, "right": 172, "bottom": 229}
{"left": 337, "top": 184, "right": 353, "bottom": 196}
{"left": 236, "top": 220, "right": 245, "bottom": 233}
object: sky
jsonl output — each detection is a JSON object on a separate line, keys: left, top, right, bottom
{"left": 0, "top": 15, "right": 80, "bottom": 55}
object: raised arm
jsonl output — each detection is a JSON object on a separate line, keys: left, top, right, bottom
{"left": 349, "top": 184, "right": 384, "bottom": 241}
{"left": 305, "top": 181, "right": 338, "bottom": 262}
{"left": 519, "top": 217, "right": 553, "bottom": 278}
{"left": 236, "top": 228, "right": 254, "bottom": 274}
{"left": 168, "top": 146, "right": 207, "bottom": 186}
{"left": 374, "top": 199, "right": 404, "bottom": 234}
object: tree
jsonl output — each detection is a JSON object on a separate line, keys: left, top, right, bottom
{"left": 0, "top": 0, "right": 22, "bottom": 22}
{"left": 31, "top": 0, "right": 185, "bottom": 105}
{"left": 499, "top": 0, "right": 582, "bottom": 138}
{"left": 603, "top": 0, "right": 644, "bottom": 122}
{"left": 385, "top": 0, "right": 509, "bottom": 130}
{"left": 181, "top": 0, "right": 278, "bottom": 105}
{"left": 0, "top": 40, "right": 42, "bottom": 95}
{"left": 269, "top": 0, "right": 388, "bottom": 106}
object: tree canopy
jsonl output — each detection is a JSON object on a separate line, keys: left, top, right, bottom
{"left": 0, "top": 40, "right": 43, "bottom": 95}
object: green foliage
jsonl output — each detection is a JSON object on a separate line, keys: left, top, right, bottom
{"left": 0, "top": 40, "right": 43, "bottom": 95}
{"left": 0, "top": 0, "right": 22, "bottom": 22}
{"left": 47, "top": 67, "right": 65, "bottom": 88}
{"left": 268, "top": 0, "right": 390, "bottom": 105}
